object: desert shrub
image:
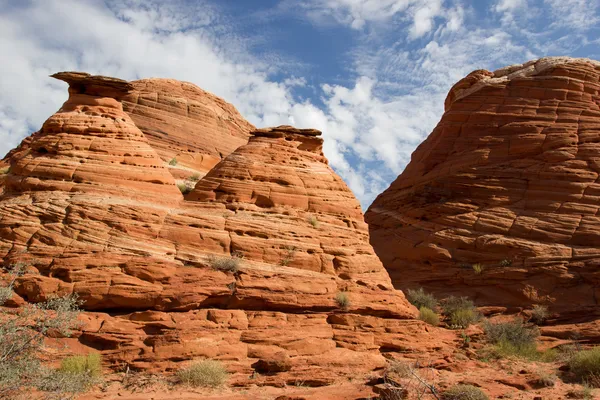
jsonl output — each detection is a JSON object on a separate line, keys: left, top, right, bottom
{"left": 499, "top": 259, "right": 512, "bottom": 267}
{"left": 419, "top": 307, "right": 439, "bottom": 326}
{"left": 530, "top": 304, "right": 549, "bottom": 325}
{"left": 308, "top": 215, "right": 319, "bottom": 228}
{"left": 0, "top": 166, "right": 9, "bottom": 175}
{"left": 60, "top": 353, "right": 102, "bottom": 377}
{"left": 335, "top": 292, "right": 350, "bottom": 309}
{"left": 472, "top": 263, "right": 484, "bottom": 274}
{"left": 0, "top": 264, "right": 84, "bottom": 398}
{"left": 450, "top": 309, "right": 480, "bottom": 329}
{"left": 442, "top": 296, "right": 479, "bottom": 328}
{"left": 177, "top": 360, "right": 228, "bottom": 388}
{"left": 569, "top": 347, "right": 600, "bottom": 386}
{"left": 535, "top": 370, "right": 556, "bottom": 387}
{"left": 442, "top": 384, "right": 488, "bottom": 400}
{"left": 189, "top": 173, "right": 201, "bottom": 182}
{"left": 177, "top": 182, "right": 192, "bottom": 194}
{"left": 279, "top": 246, "right": 296, "bottom": 266}
{"left": 481, "top": 319, "right": 540, "bottom": 360}
{"left": 484, "top": 319, "right": 539, "bottom": 348}
{"left": 169, "top": 157, "right": 178, "bottom": 166}
{"left": 208, "top": 255, "right": 240, "bottom": 273}
{"left": 406, "top": 288, "right": 438, "bottom": 311}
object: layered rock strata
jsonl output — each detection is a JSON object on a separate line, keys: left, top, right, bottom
{"left": 366, "top": 57, "right": 600, "bottom": 315}
{"left": 0, "top": 72, "right": 422, "bottom": 387}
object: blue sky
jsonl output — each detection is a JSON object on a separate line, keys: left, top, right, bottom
{"left": 1, "top": 0, "right": 599, "bottom": 207}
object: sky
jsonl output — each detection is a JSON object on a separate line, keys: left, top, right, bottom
{"left": 1, "top": 0, "right": 599, "bottom": 208}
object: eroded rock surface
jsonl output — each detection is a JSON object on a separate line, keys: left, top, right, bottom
{"left": 0, "top": 72, "right": 420, "bottom": 389}
{"left": 366, "top": 57, "right": 600, "bottom": 316}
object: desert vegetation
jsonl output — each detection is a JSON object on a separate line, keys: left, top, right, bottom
{"left": 0, "top": 264, "right": 100, "bottom": 398}
{"left": 442, "top": 384, "right": 488, "bottom": 400}
{"left": 207, "top": 254, "right": 241, "bottom": 273}
{"left": 406, "top": 288, "right": 438, "bottom": 311}
{"left": 177, "top": 359, "right": 228, "bottom": 388}
{"left": 335, "top": 291, "right": 350, "bottom": 309}
{"left": 441, "top": 296, "right": 480, "bottom": 329}
{"left": 419, "top": 307, "right": 440, "bottom": 326}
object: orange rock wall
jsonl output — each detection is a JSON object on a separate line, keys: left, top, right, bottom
{"left": 366, "top": 57, "right": 600, "bottom": 314}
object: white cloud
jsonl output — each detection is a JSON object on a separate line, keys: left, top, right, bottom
{"left": 288, "top": 0, "right": 447, "bottom": 38}
{"left": 494, "top": 0, "right": 527, "bottom": 12}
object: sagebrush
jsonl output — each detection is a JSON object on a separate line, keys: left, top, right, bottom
{"left": 406, "top": 288, "right": 437, "bottom": 311}
{"left": 442, "top": 384, "right": 488, "bottom": 400}
{"left": 177, "top": 360, "right": 228, "bottom": 388}
{"left": 0, "top": 264, "right": 88, "bottom": 398}
{"left": 419, "top": 307, "right": 439, "bottom": 326}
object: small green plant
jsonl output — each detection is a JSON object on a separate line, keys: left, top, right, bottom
{"left": 169, "top": 157, "right": 178, "bottom": 166}
{"left": 569, "top": 347, "right": 600, "bottom": 386}
{"left": 308, "top": 215, "right": 319, "bottom": 228}
{"left": 442, "top": 384, "right": 488, "bottom": 400}
{"left": 0, "top": 263, "right": 85, "bottom": 398}
{"left": 406, "top": 288, "right": 438, "bottom": 311}
{"left": 178, "top": 182, "right": 192, "bottom": 194}
{"left": 0, "top": 166, "right": 10, "bottom": 175}
{"left": 472, "top": 263, "right": 484, "bottom": 274}
{"left": 499, "top": 259, "right": 512, "bottom": 267}
{"left": 189, "top": 173, "right": 201, "bottom": 181}
{"left": 484, "top": 318, "right": 539, "bottom": 348}
{"left": 335, "top": 292, "right": 350, "bottom": 309}
{"left": 177, "top": 359, "right": 228, "bottom": 388}
{"left": 567, "top": 384, "right": 594, "bottom": 399}
{"left": 482, "top": 318, "right": 540, "bottom": 360}
{"left": 530, "top": 304, "right": 549, "bottom": 325}
{"left": 535, "top": 370, "right": 556, "bottom": 387}
{"left": 419, "top": 306, "right": 439, "bottom": 326}
{"left": 208, "top": 254, "right": 240, "bottom": 273}
{"left": 279, "top": 246, "right": 296, "bottom": 267}
{"left": 441, "top": 296, "right": 480, "bottom": 328}
{"left": 60, "top": 353, "right": 102, "bottom": 377}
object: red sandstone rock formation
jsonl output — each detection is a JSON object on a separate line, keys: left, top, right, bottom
{"left": 366, "top": 57, "right": 600, "bottom": 317}
{"left": 0, "top": 72, "right": 423, "bottom": 390}
{"left": 120, "top": 78, "right": 253, "bottom": 181}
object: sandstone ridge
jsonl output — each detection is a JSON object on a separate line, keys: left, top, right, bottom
{"left": 0, "top": 71, "right": 427, "bottom": 393}
{"left": 366, "top": 57, "right": 600, "bottom": 321}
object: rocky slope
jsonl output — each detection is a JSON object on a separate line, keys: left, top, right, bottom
{"left": 1, "top": 68, "right": 597, "bottom": 399}
{"left": 366, "top": 57, "right": 600, "bottom": 319}
{"left": 0, "top": 72, "right": 424, "bottom": 391}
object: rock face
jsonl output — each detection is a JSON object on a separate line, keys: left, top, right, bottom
{"left": 120, "top": 78, "right": 254, "bottom": 181}
{"left": 0, "top": 72, "right": 423, "bottom": 387}
{"left": 366, "top": 57, "right": 600, "bottom": 315}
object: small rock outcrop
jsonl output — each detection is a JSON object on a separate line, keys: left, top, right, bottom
{"left": 366, "top": 57, "right": 600, "bottom": 316}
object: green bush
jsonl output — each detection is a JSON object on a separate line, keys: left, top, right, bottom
{"left": 335, "top": 292, "right": 350, "bottom": 309}
{"left": 178, "top": 182, "right": 192, "bottom": 194}
{"left": 499, "top": 259, "right": 512, "bottom": 267}
{"left": 177, "top": 360, "right": 228, "bottom": 388}
{"left": 472, "top": 263, "right": 484, "bottom": 274}
{"left": 442, "top": 296, "right": 479, "bottom": 328}
{"left": 169, "top": 157, "right": 178, "bottom": 166}
{"left": 484, "top": 318, "right": 539, "bottom": 348}
{"left": 189, "top": 173, "right": 201, "bottom": 182}
{"left": 308, "top": 215, "right": 319, "bottom": 228}
{"left": 442, "top": 384, "right": 488, "bottom": 400}
{"left": 450, "top": 308, "right": 480, "bottom": 329}
{"left": 60, "top": 353, "right": 102, "bottom": 377}
{"left": 419, "top": 307, "right": 439, "bottom": 326}
{"left": 569, "top": 347, "right": 600, "bottom": 386}
{"left": 208, "top": 255, "right": 240, "bottom": 273}
{"left": 530, "top": 304, "right": 549, "bottom": 325}
{"left": 406, "top": 288, "right": 437, "bottom": 311}
{"left": 0, "top": 263, "right": 84, "bottom": 398}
